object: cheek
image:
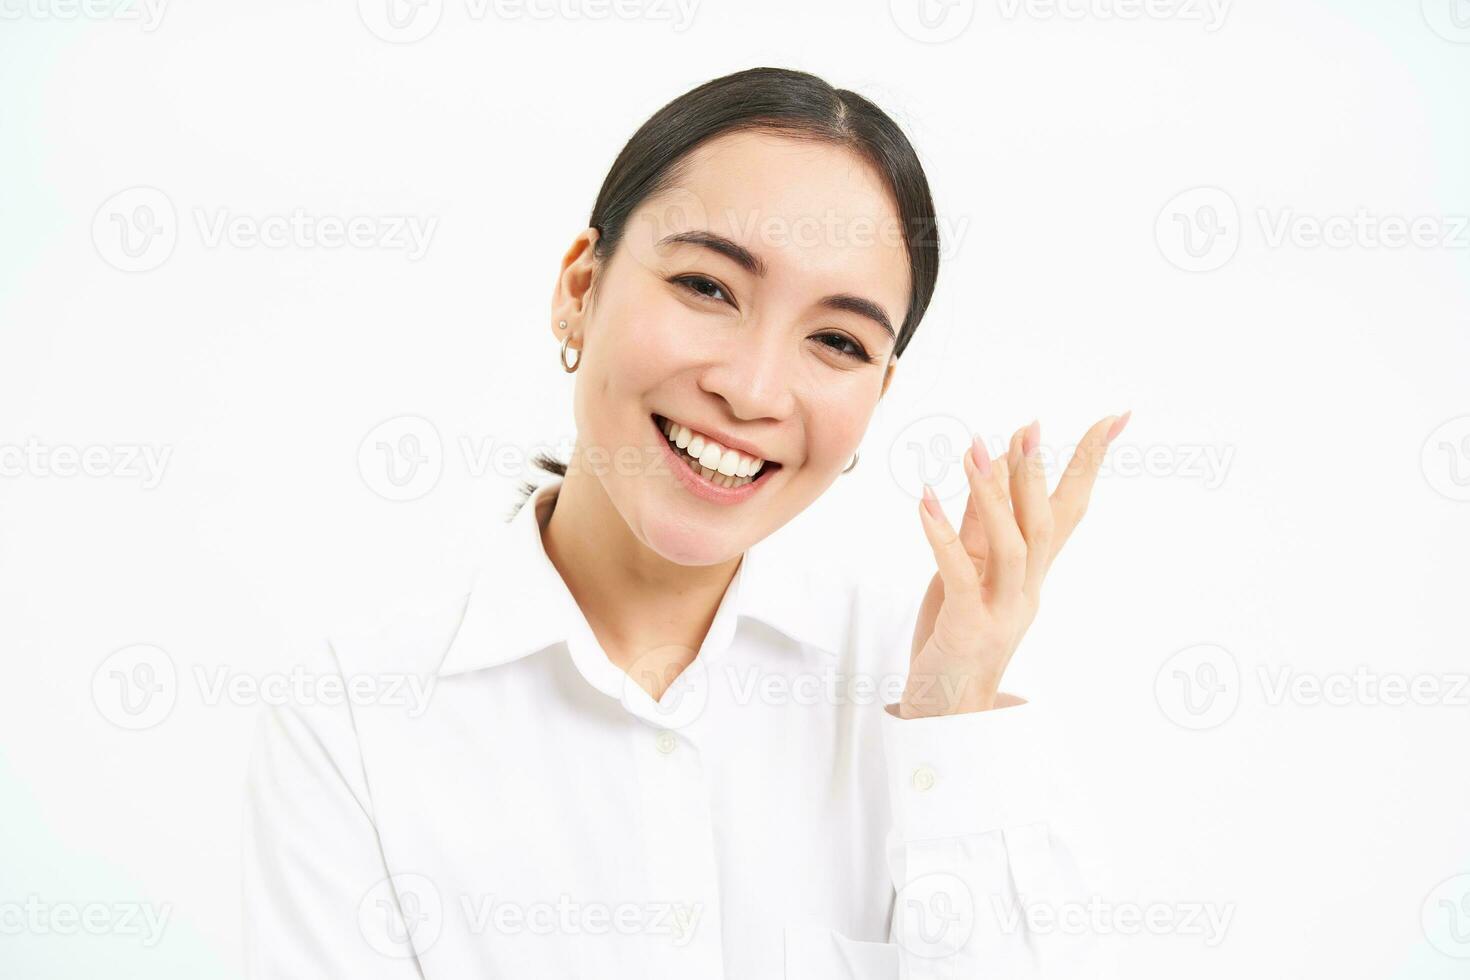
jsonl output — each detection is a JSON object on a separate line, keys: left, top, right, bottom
{"left": 805, "top": 388, "right": 875, "bottom": 467}
{"left": 601, "top": 291, "right": 702, "bottom": 387}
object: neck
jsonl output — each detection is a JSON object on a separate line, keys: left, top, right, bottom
{"left": 540, "top": 448, "right": 742, "bottom": 693}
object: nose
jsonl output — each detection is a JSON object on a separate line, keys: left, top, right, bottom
{"left": 696, "top": 321, "right": 797, "bottom": 423}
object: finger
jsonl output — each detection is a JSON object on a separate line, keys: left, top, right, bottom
{"left": 918, "top": 485, "right": 982, "bottom": 604}
{"left": 955, "top": 435, "right": 1008, "bottom": 571}
{"left": 963, "top": 434, "right": 1027, "bottom": 601}
{"left": 956, "top": 460, "right": 991, "bottom": 572}
{"left": 1008, "top": 421, "right": 1055, "bottom": 602}
{"left": 1051, "top": 411, "right": 1129, "bottom": 555}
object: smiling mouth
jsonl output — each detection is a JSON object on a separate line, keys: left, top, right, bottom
{"left": 652, "top": 413, "right": 782, "bottom": 490}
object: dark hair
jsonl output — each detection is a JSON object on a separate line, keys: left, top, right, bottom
{"left": 511, "top": 66, "right": 941, "bottom": 519}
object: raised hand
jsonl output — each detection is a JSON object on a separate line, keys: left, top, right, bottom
{"left": 896, "top": 412, "right": 1131, "bottom": 719}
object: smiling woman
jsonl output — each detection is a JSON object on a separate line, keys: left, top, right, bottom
{"left": 243, "top": 65, "right": 1125, "bottom": 979}
{"left": 532, "top": 68, "right": 942, "bottom": 572}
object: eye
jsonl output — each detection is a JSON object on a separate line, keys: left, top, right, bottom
{"left": 670, "top": 274, "right": 734, "bottom": 306}
{"left": 814, "top": 332, "right": 876, "bottom": 364}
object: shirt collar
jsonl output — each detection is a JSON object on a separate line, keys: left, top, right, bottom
{"left": 436, "top": 478, "right": 846, "bottom": 678}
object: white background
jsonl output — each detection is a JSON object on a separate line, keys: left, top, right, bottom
{"left": 2, "top": 0, "right": 1468, "bottom": 977}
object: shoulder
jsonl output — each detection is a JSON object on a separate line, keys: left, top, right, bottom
{"left": 320, "top": 588, "right": 472, "bottom": 679}
{"left": 247, "top": 585, "right": 474, "bottom": 751}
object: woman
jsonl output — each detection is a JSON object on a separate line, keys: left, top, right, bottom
{"left": 243, "top": 66, "right": 1129, "bottom": 979}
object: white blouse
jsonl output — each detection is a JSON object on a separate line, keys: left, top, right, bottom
{"left": 243, "top": 476, "right": 1102, "bottom": 978}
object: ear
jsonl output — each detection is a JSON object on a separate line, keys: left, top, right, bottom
{"left": 549, "top": 227, "right": 600, "bottom": 341}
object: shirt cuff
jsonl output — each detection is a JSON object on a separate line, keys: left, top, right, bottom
{"left": 879, "top": 696, "right": 1050, "bottom": 841}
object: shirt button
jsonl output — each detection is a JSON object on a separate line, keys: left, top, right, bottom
{"left": 655, "top": 730, "right": 678, "bottom": 754}
{"left": 911, "top": 765, "right": 936, "bottom": 792}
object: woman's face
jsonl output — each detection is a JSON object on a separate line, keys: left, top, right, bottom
{"left": 553, "top": 129, "right": 912, "bottom": 565}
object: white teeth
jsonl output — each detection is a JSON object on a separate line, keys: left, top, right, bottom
{"left": 659, "top": 416, "right": 767, "bottom": 488}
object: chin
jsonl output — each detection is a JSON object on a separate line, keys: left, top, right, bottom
{"left": 639, "top": 516, "right": 745, "bottom": 568}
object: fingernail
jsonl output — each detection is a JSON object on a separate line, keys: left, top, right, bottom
{"left": 921, "top": 484, "right": 942, "bottom": 518}
{"left": 1105, "top": 410, "right": 1132, "bottom": 444}
{"left": 1022, "top": 419, "right": 1040, "bottom": 457}
{"left": 970, "top": 435, "right": 992, "bottom": 477}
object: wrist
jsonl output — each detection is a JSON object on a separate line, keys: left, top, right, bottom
{"left": 897, "top": 672, "right": 998, "bottom": 718}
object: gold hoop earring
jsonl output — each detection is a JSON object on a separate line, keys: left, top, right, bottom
{"left": 560, "top": 334, "right": 581, "bottom": 373}
{"left": 842, "top": 451, "right": 858, "bottom": 473}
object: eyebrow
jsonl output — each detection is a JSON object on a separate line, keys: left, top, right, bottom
{"left": 657, "top": 230, "right": 897, "bottom": 342}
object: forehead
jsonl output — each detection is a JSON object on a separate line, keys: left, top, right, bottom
{"left": 648, "top": 129, "right": 911, "bottom": 300}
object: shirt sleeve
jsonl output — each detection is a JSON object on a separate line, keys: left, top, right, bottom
{"left": 784, "top": 699, "right": 1114, "bottom": 979}
{"left": 241, "top": 636, "right": 426, "bottom": 980}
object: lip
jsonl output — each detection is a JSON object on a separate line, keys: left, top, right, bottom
{"left": 652, "top": 414, "right": 777, "bottom": 506}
